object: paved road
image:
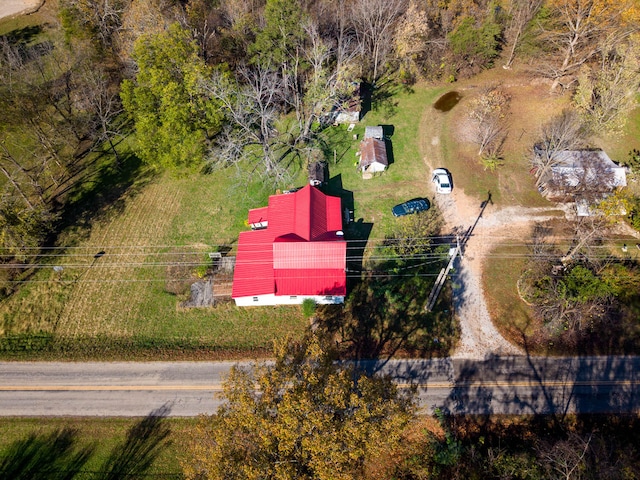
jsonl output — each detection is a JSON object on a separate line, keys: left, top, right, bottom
{"left": 1, "top": 356, "right": 639, "bottom": 417}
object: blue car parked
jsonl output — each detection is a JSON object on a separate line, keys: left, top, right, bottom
{"left": 392, "top": 198, "right": 430, "bottom": 217}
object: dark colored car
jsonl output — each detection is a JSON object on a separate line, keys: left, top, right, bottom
{"left": 392, "top": 198, "right": 430, "bottom": 217}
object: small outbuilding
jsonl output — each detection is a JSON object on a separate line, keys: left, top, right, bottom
{"left": 331, "top": 82, "right": 362, "bottom": 125}
{"left": 358, "top": 137, "right": 388, "bottom": 178}
{"left": 364, "top": 126, "right": 384, "bottom": 140}
{"left": 308, "top": 161, "right": 329, "bottom": 187}
{"left": 537, "top": 149, "right": 626, "bottom": 200}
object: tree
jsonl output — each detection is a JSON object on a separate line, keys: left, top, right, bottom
{"left": 77, "top": 66, "right": 126, "bottom": 164}
{"left": 572, "top": 41, "right": 639, "bottom": 133}
{"left": 249, "top": 0, "right": 307, "bottom": 69}
{"left": 468, "top": 85, "right": 510, "bottom": 159}
{"left": 120, "top": 23, "right": 223, "bottom": 169}
{"left": 529, "top": 110, "right": 586, "bottom": 190}
{"left": 183, "top": 335, "right": 415, "bottom": 480}
{"left": 448, "top": 16, "right": 502, "bottom": 72}
{"left": 502, "top": 0, "right": 544, "bottom": 68}
{"left": 204, "top": 64, "right": 291, "bottom": 183}
{"left": 350, "top": 0, "right": 408, "bottom": 83}
{"left": 537, "top": 0, "right": 640, "bottom": 91}
{"left": 60, "top": 0, "right": 131, "bottom": 51}
{"left": 0, "top": 198, "right": 52, "bottom": 261}
{"left": 537, "top": 432, "right": 592, "bottom": 480}
{"left": 394, "top": 1, "right": 432, "bottom": 82}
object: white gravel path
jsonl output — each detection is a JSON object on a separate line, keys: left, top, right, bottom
{"left": 445, "top": 203, "right": 560, "bottom": 359}
{"left": 425, "top": 131, "right": 562, "bottom": 359}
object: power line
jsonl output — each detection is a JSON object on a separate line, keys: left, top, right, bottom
{"left": 2, "top": 234, "right": 637, "bottom": 251}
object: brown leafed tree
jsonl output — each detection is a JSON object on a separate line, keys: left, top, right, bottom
{"left": 183, "top": 335, "right": 415, "bottom": 480}
{"left": 537, "top": 0, "right": 640, "bottom": 91}
{"left": 573, "top": 39, "right": 640, "bottom": 133}
{"left": 469, "top": 86, "right": 510, "bottom": 158}
{"left": 503, "top": 0, "right": 544, "bottom": 68}
{"left": 350, "top": 0, "right": 408, "bottom": 83}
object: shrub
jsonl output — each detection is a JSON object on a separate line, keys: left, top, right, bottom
{"left": 301, "top": 298, "right": 316, "bottom": 318}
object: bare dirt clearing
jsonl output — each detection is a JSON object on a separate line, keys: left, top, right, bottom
{"left": 0, "top": 0, "right": 43, "bottom": 20}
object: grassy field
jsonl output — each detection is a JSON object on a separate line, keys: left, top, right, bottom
{"left": 320, "top": 83, "right": 447, "bottom": 238}
{"left": 0, "top": 79, "right": 451, "bottom": 359}
{"left": 0, "top": 161, "right": 309, "bottom": 359}
{"left": 0, "top": 416, "right": 194, "bottom": 478}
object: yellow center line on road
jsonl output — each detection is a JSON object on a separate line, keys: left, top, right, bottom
{"left": 0, "top": 379, "right": 638, "bottom": 391}
{"left": 0, "top": 385, "right": 226, "bottom": 391}
{"left": 399, "top": 380, "right": 640, "bottom": 389}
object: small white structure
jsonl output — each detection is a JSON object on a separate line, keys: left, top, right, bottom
{"left": 358, "top": 137, "right": 388, "bottom": 177}
{"left": 364, "top": 126, "right": 384, "bottom": 140}
{"left": 535, "top": 149, "right": 627, "bottom": 216}
{"left": 537, "top": 149, "right": 627, "bottom": 201}
{"left": 550, "top": 150, "right": 626, "bottom": 190}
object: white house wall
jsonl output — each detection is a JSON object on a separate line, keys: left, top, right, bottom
{"left": 369, "top": 162, "right": 387, "bottom": 173}
{"left": 234, "top": 294, "right": 345, "bottom": 307}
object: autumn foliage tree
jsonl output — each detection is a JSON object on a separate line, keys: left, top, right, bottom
{"left": 183, "top": 335, "right": 415, "bottom": 480}
{"left": 537, "top": 0, "right": 640, "bottom": 91}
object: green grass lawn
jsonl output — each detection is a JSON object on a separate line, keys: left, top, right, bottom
{"left": 0, "top": 81, "right": 450, "bottom": 360}
{"left": 0, "top": 417, "right": 194, "bottom": 479}
{"left": 0, "top": 161, "right": 308, "bottom": 359}
{"left": 322, "top": 83, "right": 446, "bottom": 238}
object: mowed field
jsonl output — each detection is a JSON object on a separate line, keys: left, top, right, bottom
{"left": 0, "top": 167, "right": 308, "bottom": 358}
{"left": 0, "top": 82, "right": 452, "bottom": 359}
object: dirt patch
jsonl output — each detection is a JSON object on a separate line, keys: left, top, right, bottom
{"left": 0, "top": 0, "right": 44, "bottom": 21}
{"left": 418, "top": 73, "right": 569, "bottom": 359}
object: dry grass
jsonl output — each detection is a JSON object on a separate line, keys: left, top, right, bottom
{"left": 0, "top": 166, "right": 307, "bottom": 358}
{"left": 482, "top": 242, "right": 541, "bottom": 349}
{"left": 439, "top": 68, "right": 571, "bottom": 207}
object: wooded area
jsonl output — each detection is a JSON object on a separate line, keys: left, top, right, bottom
{"left": 1, "top": 0, "right": 638, "bottom": 270}
{"left": 1, "top": 1, "right": 640, "bottom": 477}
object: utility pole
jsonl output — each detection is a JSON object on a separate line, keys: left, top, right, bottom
{"left": 425, "top": 235, "right": 460, "bottom": 312}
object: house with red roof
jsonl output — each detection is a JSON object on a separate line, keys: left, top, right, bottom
{"left": 232, "top": 185, "right": 347, "bottom": 306}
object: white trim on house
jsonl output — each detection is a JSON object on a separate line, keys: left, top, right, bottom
{"left": 234, "top": 294, "right": 345, "bottom": 307}
{"left": 250, "top": 221, "right": 268, "bottom": 230}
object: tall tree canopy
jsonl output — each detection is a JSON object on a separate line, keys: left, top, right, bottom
{"left": 539, "top": 0, "right": 640, "bottom": 90}
{"left": 121, "top": 23, "right": 222, "bottom": 169}
{"left": 249, "top": 0, "right": 307, "bottom": 68}
{"left": 183, "top": 335, "right": 415, "bottom": 480}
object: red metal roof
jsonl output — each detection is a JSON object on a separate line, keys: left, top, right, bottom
{"left": 232, "top": 185, "right": 346, "bottom": 299}
{"left": 248, "top": 207, "right": 268, "bottom": 225}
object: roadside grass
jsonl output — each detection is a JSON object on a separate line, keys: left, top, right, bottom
{"left": 481, "top": 242, "right": 541, "bottom": 351}
{"left": 0, "top": 150, "right": 307, "bottom": 359}
{"left": 0, "top": 416, "right": 193, "bottom": 479}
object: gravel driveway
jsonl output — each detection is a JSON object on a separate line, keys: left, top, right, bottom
{"left": 421, "top": 107, "right": 563, "bottom": 359}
